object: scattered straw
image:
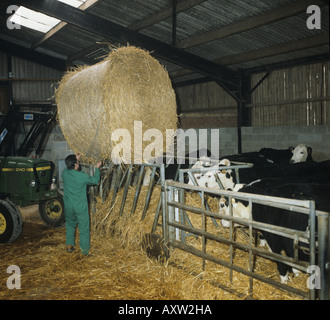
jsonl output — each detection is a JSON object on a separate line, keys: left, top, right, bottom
{"left": 0, "top": 188, "right": 309, "bottom": 300}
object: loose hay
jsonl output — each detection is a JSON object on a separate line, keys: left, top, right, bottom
{"left": 0, "top": 187, "right": 309, "bottom": 300}
{"left": 55, "top": 45, "right": 178, "bottom": 163}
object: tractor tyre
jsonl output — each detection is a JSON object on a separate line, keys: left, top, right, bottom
{"left": 0, "top": 200, "right": 23, "bottom": 243}
{"left": 39, "top": 197, "right": 65, "bottom": 229}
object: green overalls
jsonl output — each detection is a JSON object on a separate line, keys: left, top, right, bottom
{"left": 62, "top": 167, "right": 100, "bottom": 255}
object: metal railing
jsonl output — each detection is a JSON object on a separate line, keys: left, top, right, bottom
{"left": 164, "top": 180, "right": 330, "bottom": 300}
{"left": 84, "top": 159, "right": 329, "bottom": 300}
{"left": 88, "top": 161, "right": 166, "bottom": 234}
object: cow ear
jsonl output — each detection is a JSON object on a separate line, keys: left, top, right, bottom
{"left": 220, "top": 159, "right": 231, "bottom": 166}
{"left": 289, "top": 146, "right": 294, "bottom": 152}
{"left": 307, "top": 147, "right": 312, "bottom": 154}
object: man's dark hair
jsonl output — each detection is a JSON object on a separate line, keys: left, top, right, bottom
{"left": 65, "top": 154, "right": 77, "bottom": 170}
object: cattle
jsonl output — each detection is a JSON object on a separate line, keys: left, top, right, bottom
{"left": 187, "top": 158, "right": 236, "bottom": 190}
{"left": 219, "top": 181, "right": 330, "bottom": 283}
{"left": 143, "top": 148, "right": 212, "bottom": 185}
{"left": 220, "top": 143, "right": 312, "bottom": 167}
{"left": 258, "top": 147, "right": 294, "bottom": 166}
{"left": 217, "top": 146, "right": 320, "bottom": 188}
{"left": 258, "top": 144, "right": 313, "bottom": 166}
{"left": 289, "top": 144, "right": 313, "bottom": 164}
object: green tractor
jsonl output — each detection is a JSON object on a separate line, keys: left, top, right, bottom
{"left": 0, "top": 156, "right": 64, "bottom": 243}
{"left": 0, "top": 104, "right": 65, "bottom": 243}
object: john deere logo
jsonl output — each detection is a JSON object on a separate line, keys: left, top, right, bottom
{"left": 16, "top": 168, "right": 26, "bottom": 172}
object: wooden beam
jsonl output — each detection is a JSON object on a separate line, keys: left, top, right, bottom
{"left": 19, "top": 0, "right": 239, "bottom": 96}
{"left": 177, "top": 0, "right": 326, "bottom": 49}
{"left": 31, "top": 0, "right": 102, "bottom": 49}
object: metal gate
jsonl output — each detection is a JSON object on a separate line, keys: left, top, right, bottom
{"left": 164, "top": 179, "right": 330, "bottom": 300}
{"left": 86, "top": 160, "right": 329, "bottom": 300}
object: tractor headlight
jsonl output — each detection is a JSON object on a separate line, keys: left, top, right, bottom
{"left": 50, "top": 176, "right": 57, "bottom": 190}
{"left": 29, "top": 179, "right": 36, "bottom": 187}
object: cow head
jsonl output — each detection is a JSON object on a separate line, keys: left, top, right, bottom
{"left": 217, "top": 159, "right": 235, "bottom": 190}
{"left": 188, "top": 170, "right": 219, "bottom": 188}
{"left": 219, "top": 196, "right": 249, "bottom": 228}
{"left": 290, "top": 144, "right": 312, "bottom": 163}
{"left": 188, "top": 157, "right": 219, "bottom": 188}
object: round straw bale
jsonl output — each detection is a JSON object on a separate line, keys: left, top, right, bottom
{"left": 55, "top": 46, "right": 178, "bottom": 163}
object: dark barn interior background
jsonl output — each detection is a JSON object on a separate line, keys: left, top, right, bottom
{"left": 0, "top": 0, "right": 329, "bottom": 302}
{"left": 0, "top": 0, "right": 329, "bottom": 165}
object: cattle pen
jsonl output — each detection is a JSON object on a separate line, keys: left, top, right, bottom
{"left": 164, "top": 179, "right": 329, "bottom": 300}
{"left": 1, "top": 160, "right": 329, "bottom": 300}
{"left": 93, "top": 161, "right": 330, "bottom": 300}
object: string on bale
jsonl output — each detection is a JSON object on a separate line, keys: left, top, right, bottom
{"left": 56, "top": 45, "right": 178, "bottom": 163}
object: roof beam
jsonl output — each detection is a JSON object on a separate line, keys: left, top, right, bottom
{"left": 215, "top": 33, "right": 329, "bottom": 66}
{"left": 17, "top": 0, "right": 239, "bottom": 97}
{"left": 31, "top": 0, "right": 102, "bottom": 49}
{"left": 171, "top": 33, "right": 329, "bottom": 79}
{"left": 177, "top": 0, "right": 326, "bottom": 49}
{"left": 128, "top": 0, "right": 207, "bottom": 31}
{"left": 68, "top": 0, "right": 206, "bottom": 64}
{"left": 245, "top": 53, "right": 330, "bottom": 74}
{"left": 0, "top": 38, "right": 67, "bottom": 71}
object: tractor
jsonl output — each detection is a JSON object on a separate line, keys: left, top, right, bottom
{"left": 0, "top": 104, "right": 65, "bottom": 243}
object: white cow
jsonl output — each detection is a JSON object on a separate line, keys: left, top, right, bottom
{"left": 187, "top": 156, "right": 217, "bottom": 188}
{"left": 188, "top": 158, "right": 237, "bottom": 190}
{"left": 290, "top": 144, "right": 313, "bottom": 163}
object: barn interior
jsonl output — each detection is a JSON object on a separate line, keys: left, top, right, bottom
{"left": 0, "top": 0, "right": 329, "bottom": 302}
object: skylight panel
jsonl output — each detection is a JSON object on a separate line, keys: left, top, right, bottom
{"left": 9, "top": 6, "right": 61, "bottom": 33}
{"left": 58, "top": 0, "right": 87, "bottom": 8}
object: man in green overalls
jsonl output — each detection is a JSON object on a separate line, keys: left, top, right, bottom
{"left": 62, "top": 154, "right": 102, "bottom": 255}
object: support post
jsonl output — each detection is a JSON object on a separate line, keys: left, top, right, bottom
{"left": 237, "top": 71, "right": 251, "bottom": 153}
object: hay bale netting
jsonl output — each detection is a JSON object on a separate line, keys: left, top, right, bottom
{"left": 55, "top": 46, "right": 178, "bottom": 163}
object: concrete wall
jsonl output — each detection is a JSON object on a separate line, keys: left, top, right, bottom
{"left": 182, "top": 125, "right": 330, "bottom": 162}
{"left": 241, "top": 125, "right": 330, "bottom": 162}
{"left": 24, "top": 124, "right": 330, "bottom": 166}
{"left": 215, "top": 125, "right": 330, "bottom": 162}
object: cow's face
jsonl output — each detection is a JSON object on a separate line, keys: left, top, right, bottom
{"left": 201, "top": 172, "right": 219, "bottom": 188}
{"left": 290, "top": 144, "right": 310, "bottom": 163}
{"left": 189, "top": 158, "right": 219, "bottom": 188}
{"left": 217, "top": 159, "right": 235, "bottom": 190}
{"left": 189, "top": 171, "right": 219, "bottom": 188}
{"left": 220, "top": 197, "right": 249, "bottom": 227}
{"left": 198, "top": 156, "right": 212, "bottom": 167}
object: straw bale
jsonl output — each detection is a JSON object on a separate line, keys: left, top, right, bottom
{"left": 55, "top": 45, "right": 178, "bottom": 163}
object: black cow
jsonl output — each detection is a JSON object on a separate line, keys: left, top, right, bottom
{"left": 259, "top": 147, "right": 294, "bottom": 166}
{"left": 220, "top": 182, "right": 330, "bottom": 283}
{"left": 219, "top": 154, "right": 326, "bottom": 188}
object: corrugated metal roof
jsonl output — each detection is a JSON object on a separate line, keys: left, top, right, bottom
{"left": 0, "top": 0, "right": 328, "bottom": 84}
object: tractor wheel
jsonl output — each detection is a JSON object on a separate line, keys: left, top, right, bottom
{"left": 0, "top": 200, "right": 23, "bottom": 243}
{"left": 39, "top": 197, "right": 65, "bottom": 229}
